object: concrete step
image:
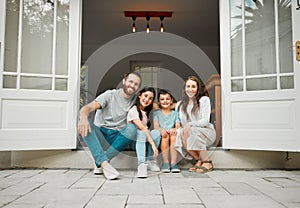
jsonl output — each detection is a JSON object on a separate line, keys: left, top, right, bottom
{"left": 2, "top": 148, "right": 299, "bottom": 170}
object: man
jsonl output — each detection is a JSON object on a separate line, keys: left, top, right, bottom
{"left": 78, "top": 72, "right": 141, "bottom": 180}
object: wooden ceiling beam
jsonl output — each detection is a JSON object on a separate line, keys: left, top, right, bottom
{"left": 124, "top": 11, "right": 172, "bottom": 18}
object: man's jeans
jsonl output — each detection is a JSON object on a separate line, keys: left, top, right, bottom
{"left": 83, "top": 119, "right": 137, "bottom": 167}
{"left": 131, "top": 129, "right": 161, "bottom": 165}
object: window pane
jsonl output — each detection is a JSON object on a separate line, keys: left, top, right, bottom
{"left": 279, "top": 1, "right": 293, "bottom": 73}
{"left": 4, "top": 0, "right": 20, "bottom": 72}
{"left": 55, "top": 0, "right": 69, "bottom": 75}
{"left": 246, "top": 77, "right": 276, "bottom": 91}
{"left": 20, "top": 76, "right": 51, "bottom": 90}
{"left": 280, "top": 76, "right": 293, "bottom": 89}
{"left": 55, "top": 78, "right": 68, "bottom": 91}
{"left": 134, "top": 66, "right": 159, "bottom": 89}
{"left": 231, "top": 79, "right": 243, "bottom": 92}
{"left": 245, "top": 1, "right": 276, "bottom": 76}
{"left": 21, "top": 0, "right": 53, "bottom": 74}
{"left": 3, "top": 75, "right": 17, "bottom": 88}
{"left": 230, "top": 0, "right": 243, "bottom": 77}
{"left": 140, "top": 72, "right": 152, "bottom": 87}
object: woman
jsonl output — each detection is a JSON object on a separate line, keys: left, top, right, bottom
{"left": 175, "top": 76, "right": 216, "bottom": 173}
{"left": 127, "top": 87, "right": 161, "bottom": 178}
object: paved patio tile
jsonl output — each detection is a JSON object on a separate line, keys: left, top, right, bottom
{"left": 0, "top": 177, "right": 26, "bottom": 189}
{"left": 1, "top": 169, "right": 44, "bottom": 179}
{"left": 0, "top": 170, "right": 23, "bottom": 178}
{"left": 263, "top": 176, "right": 300, "bottom": 187}
{"left": 0, "top": 181, "right": 44, "bottom": 196}
{"left": 219, "top": 182, "right": 262, "bottom": 195}
{"left": 0, "top": 169, "right": 299, "bottom": 208}
{"left": 11, "top": 188, "right": 96, "bottom": 207}
{"left": 71, "top": 177, "right": 106, "bottom": 189}
{"left": 258, "top": 187, "right": 300, "bottom": 204}
{"left": 97, "top": 176, "right": 161, "bottom": 195}
{"left": 126, "top": 205, "right": 205, "bottom": 208}
{"left": 201, "top": 195, "right": 286, "bottom": 208}
{"left": 284, "top": 203, "right": 300, "bottom": 208}
{"left": 3, "top": 204, "right": 44, "bottom": 208}
{"left": 194, "top": 187, "right": 230, "bottom": 195}
{"left": 127, "top": 195, "right": 163, "bottom": 204}
{"left": 85, "top": 195, "right": 128, "bottom": 208}
{"left": 160, "top": 177, "right": 220, "bottom": 188}
{"left": 162, "top": 187, "right": 202, "bottom": 204}
{"left": 0, "top": 195, "right": 20, "bottom": 207}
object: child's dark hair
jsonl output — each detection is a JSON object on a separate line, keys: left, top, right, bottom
{"left": 135, "top": 86, "right": 156, "bottom": 127}
{"left": 157, "top": 89, "right": 174, "bottom": 101}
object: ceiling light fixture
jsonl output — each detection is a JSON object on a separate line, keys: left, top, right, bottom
{"left": 124, "top": 11, "right": 172, "bottom": 33}
{"left": 160, "top": 16, "right": 164, "bottom": 32}
{"left": 146, "top": 16, "right": 150, "bottom": 33}
{"left": 132, "top": 16, "right": 136, "bottom": 32}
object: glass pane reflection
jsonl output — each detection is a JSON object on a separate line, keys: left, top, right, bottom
{"left": 21, "top": 0, "right": 54, "bottom": 74}
{"left": 55, "top": 78, "right": 68, "bottom": 91}
{"left": 231, "top": 79, "right": 243, "bottom": 92}
{"left": 246, "top": 77, "right": 276, "bottom": 91}
{"left": 20, "top": 76, "right": 51, "bottom": 90}
{"left": 3, "top": 75, "right": 17, "bottom": 88}
{"left": 280, "top": 76, "right": 293, "bottom": 89}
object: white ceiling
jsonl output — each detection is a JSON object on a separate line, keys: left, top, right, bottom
{"left": 81, "top": 0, "right": 220, "bottom": 64}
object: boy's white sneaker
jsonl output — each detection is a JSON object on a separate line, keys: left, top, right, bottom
{"left": 137, "top": 163, "right": 148, "bottom": 178}
{"left": 147, "top": 160, "right": 160, "bottom": 172}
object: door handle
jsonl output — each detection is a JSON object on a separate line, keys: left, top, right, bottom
{"left": 296, "top": 41, "right": 300, "bottom": 61}
{"left": 288, "top": 41, "right": 300, "bottom": 61}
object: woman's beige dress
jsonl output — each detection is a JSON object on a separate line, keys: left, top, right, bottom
{"left": 174, "top": 96, "right": 216, "bottom": 159}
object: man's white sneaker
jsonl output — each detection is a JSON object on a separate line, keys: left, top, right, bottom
{"left": 102, "top": 162, "right": 119, "bottom": 180}
{"left": 147, "top": 160, "right": 160, "bottom": 172}
{"left": 137, "top": 163, "right": 148, "bottom": 178}
{"left": 93, "top": 166, "right": 103, "bottom": 175}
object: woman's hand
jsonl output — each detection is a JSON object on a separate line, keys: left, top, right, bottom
{"left": 180, "top": 123, "right": 191, "bottom": 139}
{"left": 152, "top": 144, "right": 159, "bottom": 159}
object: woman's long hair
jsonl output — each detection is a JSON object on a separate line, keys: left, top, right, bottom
{"left": 134, "top": 86, "right": 156, "bottom": 127}
{"left": 178, "top": 76, "right": 208, "bottom": 121}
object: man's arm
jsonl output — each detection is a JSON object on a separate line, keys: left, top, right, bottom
{"left": 78, "top": 100, "right": 101, "bottom": 137}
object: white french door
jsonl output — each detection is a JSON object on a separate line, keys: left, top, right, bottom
{"left": 0, "top": 0, "right": 81, "bottom": 150}
{"left": 220, "top": 0, "right": 300, "bottom": 151}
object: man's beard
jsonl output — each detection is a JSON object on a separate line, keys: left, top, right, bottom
{"left": 123, "top": 85, "right": 135, "bottom": 96}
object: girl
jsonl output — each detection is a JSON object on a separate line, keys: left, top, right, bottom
{"left": 127, "top": 87, "right": 161, "bottom": 178}
{"left": 153, "top": 89, "right": 181, "bottom": 173}
{"left": 175, "top": 76, "right": 216, "bottom": 173}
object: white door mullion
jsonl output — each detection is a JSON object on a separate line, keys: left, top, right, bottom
{"left": 16, "top": 0, "right": 23, "bottom": 90}
{"left": 52, "top": 0, "right": 58, "bottom": 91}
{"left": 242, "top": 0, "right": 246, "bottom": 92}
{"left": 274, "top": 0, "right": 280, "bottom": 90}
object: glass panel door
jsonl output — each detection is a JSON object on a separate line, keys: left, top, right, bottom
{"left": 0, "top": 0, "right": 81, "bottom": 150}
{"left": 221, "top": 0, "right": 300, "bottom": 151}
{"left": 3, "top": 0, "right": 69, "bottom": 91}
{"left": 230, "top": 0, "right": 293, "bottom": 92}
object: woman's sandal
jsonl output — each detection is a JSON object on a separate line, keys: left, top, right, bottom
{"left": 195, "top": 160, "right": 213, "bottom": 173}
{"left": 189, "top": 160, "right": 202, "bottom": 172}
